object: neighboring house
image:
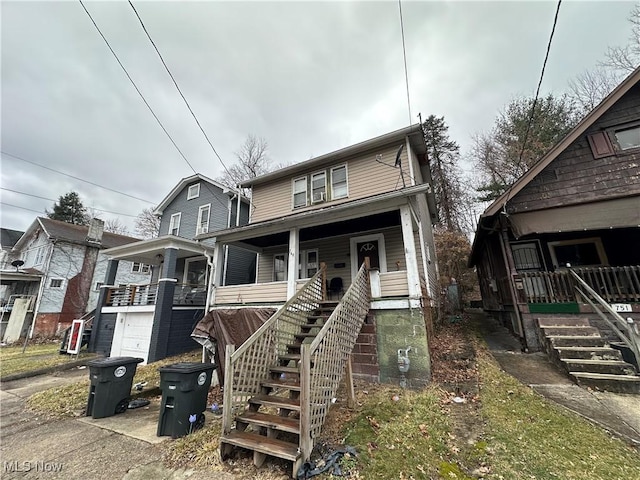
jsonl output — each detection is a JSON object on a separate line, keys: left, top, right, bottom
{"left": 90, "top": 174, "right": 252, "bottom": 363}
{"left": 469, "top": 67, "right": 640, "bottom": 392}
{"left": 201, "top": 124, "right": 439, "bottom": 385}
{"left": 0, "top": 227, "right": 24, "bottom": 270}
{"left": 1, "top": 217, "right": 148, "bottom": 339}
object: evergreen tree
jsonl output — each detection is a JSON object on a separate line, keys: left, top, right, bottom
{"left": 46, "top": 191, "right": 90, "bottom": 225}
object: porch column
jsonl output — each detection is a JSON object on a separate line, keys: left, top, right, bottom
{"left": 208, "top": 243, "right": 224, "bottom": 307}
{"left": 89, "top": 259, "right": 119, "bottom": 353}
{"left": 400, "top": 205, "right": 421, "bottom": 298}
{"left": 287, "top": 228, "right": 299, "bottom": 299}
{"left": 148, "top": 247, "right": 178, "bottom": 363}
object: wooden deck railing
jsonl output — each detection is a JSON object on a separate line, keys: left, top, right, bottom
{"left": 299, "top": 260, "right": 371, "bottom": 458}
{"left": 221, "top": 266, "right": 326, "bottom": 435}
{"left": 519, "top": 266, "right": 640, "bottom": 304}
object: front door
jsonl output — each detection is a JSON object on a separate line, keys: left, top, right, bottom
{"left": 357, "top": 240, "right": 380, "bottom": 270}
{"left": 350, "top": 233, "right": 387, "bottom": 280}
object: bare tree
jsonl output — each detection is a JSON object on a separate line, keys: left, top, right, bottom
{"left": 568, "top": 67, "right": 621, "bottom": 113}
{"left": 134, "top": 207, "right": 161, "bottom": 239}
{"left": 104, "top": 218, "right": 130, "bottom": 236}
{"left": 601, "top": 4, "right": 640, "bottom": 73}
{"left": 218, "top": 135, "right": 287, "bottom": 196}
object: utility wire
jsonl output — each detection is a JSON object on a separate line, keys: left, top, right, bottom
{"left": 1, "top": 151, "right": 155, "bottom": 204}
{"left": 398, "top": 0, "right": 412, "bottom": 125}
{"left": 78, "top": 0, "right": 199, "bottom": 178}
{"left": 503, "top": 0, "right": 563, "bottom": 206}
{"left": 1, "top": 202, "right": 46, "bottom": 215}
{"left": 1, "top": 187, "right": 138, "bottom": 218}
{"left": 128, "top": 0, "right": 232, "bottom": 179}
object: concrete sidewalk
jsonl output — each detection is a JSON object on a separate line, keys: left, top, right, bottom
{"left": 475, "top": 311, "right": 640, "bottom": 446}
{"left": 0, "top": 368, "right": 233, "bottom": 479}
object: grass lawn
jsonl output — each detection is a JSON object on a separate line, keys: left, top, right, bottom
{"left": 0, "top": 342, "right": 95, "bottom": 378}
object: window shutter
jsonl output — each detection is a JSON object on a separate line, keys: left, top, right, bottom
{"left": 587, "top": 131, "right": 614, "bottom": 159}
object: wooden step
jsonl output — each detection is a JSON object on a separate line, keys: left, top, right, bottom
{"left": 221, "top": 430, "right": 300, "bottom": 461}
{"left": 236, "top": 411, "right": 300, "bottom": 434}
{"left": 269, "top": 365, "right": 300, "bottom": 375}
{"left": 540, "top": 326, "right": 600, "bottom": 337}
{"left": 261, "top": 378, "right": 301, "bottom": 392}
{"left": 562, "top": 359, "right": 637, "bottom": 375}
{"left": 294, "top": 332, "right": 317, "bottom": 341}
{"left": 249, "top": 394, "right": 300, "bottom": 411}
{"left": 279, "top": 353, "right": 301, "bottom": 363}
{"left": 537, "top": 317, "right": 591, "bottom": 327}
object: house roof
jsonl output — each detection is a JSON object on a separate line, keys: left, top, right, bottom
{"left": 13, "top": 217, "right": 141, "bottom": 252}
{"left": 100, "top": 235, "right": 215, "bottom": 265}
{"left": 239, "top": 124, "right": 427, "bottom": 188}
{"left": 153, "top": 173, "right": 246, "bottom": 216}
{"left": 0, "top": 228, "right": 24, "bottom": 249}
{"left": 481, "top": 65, "right": 640, "bottom": 219}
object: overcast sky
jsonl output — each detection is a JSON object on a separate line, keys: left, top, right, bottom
{"left": 1, "top": 0, "right": 636, "bottom": 234}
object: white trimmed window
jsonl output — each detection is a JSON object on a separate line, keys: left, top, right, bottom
{"left": 299, "top": 249, "right": 319, "bottom": 279}
{"left": 613, "top": 125, "right": 640, "bottom": 151}
{"left": 169, "top": 212, "right": 181, "bottom": 236}
{"left": 331, "top": 165, "right": 348, "bottom": 199}
{"left": 34, "top": 246, "right": 46, "bottom": 265}
{"left": 197, "top": 204, "right": 211, "bottom": 235}
{"left": 293, "top": 177, "right": 308, "bottom": 208}
{"left": 132, "top": 262, "right": 151, "bottom": 274}
{"left": 50, "top": 278, "right": 63, "bottom": 288}
{"left": 274, "top": 254, "right": 287, "bottom": 281}
{"left": 187, "top": 183, "right": 200, "bottom": 200}
{"left": 311, "top": 172, "right": 326, "bottom": 203}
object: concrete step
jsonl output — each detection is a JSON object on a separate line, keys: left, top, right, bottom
{"left": 569, "top": 372, "right": 640, "bottom": 394}
{"left": 537, "top": 317, "right": 592, "bottom": 327}
{"left": 539, "top": 326, "right": 601, "bottom": 337}
{"left": 554, "top": 346, "right": 623, "bottom": 360}
{"left": 562, "top": 359, "right": 637, "bottom": 375}
{"left": 547, "top": 335, "right": 607, "bottom": 347}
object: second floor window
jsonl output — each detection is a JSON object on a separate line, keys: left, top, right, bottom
{"left": 34, "top": 246, "right": 46, "bottom": 265}
{"left": 132, "top": 262, "right": 151, "bottom": 274}
{"left": 50, "top": 278, "right": 63, "bottom": 288}
{"left": 311, "top": 172, "right": 326, "bottom": 203}
{"left": 293, "top": 177, "right": 307, "bottom": 208}
{"left": 331, "top": 165, "right": 348, "bottom": 199}
{"left": 169, "top": 213, "right": 181, "bottom": 236}
{"left": 197, "top": 204, "right": 211, "bottom": 235}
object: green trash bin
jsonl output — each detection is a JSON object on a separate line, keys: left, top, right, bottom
{"left": 157, "top": 362, "right": 216, "bottom": 438}
{"left": 86, "top": 356, "right": 143, "bottom": 419}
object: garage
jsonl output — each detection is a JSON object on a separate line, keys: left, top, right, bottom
{"left": 110, "top": 311, "right": 154, "bottom": 363}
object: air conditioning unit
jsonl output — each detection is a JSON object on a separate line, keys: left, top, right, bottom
{"left": 312, "top": 191, "right": 325, "bottom": 203}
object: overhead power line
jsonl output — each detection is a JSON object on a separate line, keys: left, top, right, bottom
{"left": 128, "top": 0, "right": 232, "bottom": 179}
{"left": 398, "top": 0, "right": 412, "bottom": 125}
{"left": 1, "top": 150, "right": 155, "bottom": 204}
{"left": 78, "top": 0, "right": 199, "bottom": 177}
{"left": 1, "top": 187, "right": 138, "bottom": 218}
{"left": 1, "top": 202, "right": 46, "bottom": 215}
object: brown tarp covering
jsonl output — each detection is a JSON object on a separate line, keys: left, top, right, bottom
{"left": 191, "top": 308, "right": 276, "bottom": 384}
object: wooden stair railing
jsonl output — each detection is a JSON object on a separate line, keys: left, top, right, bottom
{"left": 220, "top": 261, "right": 371, "bottom": 476}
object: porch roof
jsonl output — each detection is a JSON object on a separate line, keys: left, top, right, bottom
{"left": 0, "top": 269, "right": 42, "bottom": 283}
{"left": 100, "top": 235, "right": 214, "bottom": 265}
{"left": 199, "top": 183, "right": 430, "bottom": 250}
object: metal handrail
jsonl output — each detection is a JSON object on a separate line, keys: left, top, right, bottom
{"left": 568, "top": 267, "right": 640, "bottom": 368}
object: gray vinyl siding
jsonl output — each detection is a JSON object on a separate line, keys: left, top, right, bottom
{"left": 159, "top": 181, "right": 232, "bottom": 239}
{"left": 93, "top": 313, "right": 116, "bottom": 356}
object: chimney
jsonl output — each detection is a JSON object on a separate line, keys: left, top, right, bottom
{"left": 86, "top": 218, "right": 104, "bottom": 244}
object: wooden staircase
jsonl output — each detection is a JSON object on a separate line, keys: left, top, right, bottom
{"left": 220, "top": 302, "right": 337, "bottom": 471}
{"left": 537, "top": 316, "right": 640, "bottom": 394}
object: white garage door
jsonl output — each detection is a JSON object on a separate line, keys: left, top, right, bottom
{"left": 111, "top": 313, "right": 153, "bottom": 363}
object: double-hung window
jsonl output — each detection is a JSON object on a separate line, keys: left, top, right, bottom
{"left": 293, "top": 177, "right": 308, "bottom": 208}
{"left": 331, "top": 165, "right": 348, "bottom": 199}
{"left": 169, "top": 213, "right": 181, "bottom": 236}
{"left": 299, "top": 249, "right": 319, "bottom": 279}
{"left": 197, "top": 204, "right": 211, "bottom": 235}
{"left": 132, "top": 262, "right": 151, "bottom": 274}
{"left": 34, "top": 246, "right": 46, "bottom": 265}
{"left": 311, "top": 172, "right": 326, "bottom": 203}
{"left": 274, "top": 254, "right": 287, "bottom": 281}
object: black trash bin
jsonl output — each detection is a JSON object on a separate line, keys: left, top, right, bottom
{"left": 86, "top": 356, "right": 143, "bottom": 419}
{"left": 157, "top": 362, "right": 216, "bottom": 438}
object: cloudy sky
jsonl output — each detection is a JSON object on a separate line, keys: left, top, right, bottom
{"left": 1, "top": 0, "right": 636, "bottom": 234}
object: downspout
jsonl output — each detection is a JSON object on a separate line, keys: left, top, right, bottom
{"left": 498, "top": 216, "right": 526, "bottom": 344}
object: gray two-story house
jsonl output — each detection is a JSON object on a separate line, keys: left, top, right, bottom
{"left": 89, "top": 174, "right": 252, "bottom": 363}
